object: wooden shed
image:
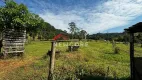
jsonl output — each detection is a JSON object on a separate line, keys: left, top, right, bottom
{"left": 125, "top": 22, "right": 142, "bottom": 80}
{"left": 2, "top": 28, "right": 26, "bottom": 57}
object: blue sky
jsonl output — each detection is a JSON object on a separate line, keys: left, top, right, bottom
{"left": 1, "top": 0, "right": 142, "bottom": 34}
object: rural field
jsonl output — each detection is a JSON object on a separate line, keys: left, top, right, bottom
{"left": 0, "top": 40, "right": 141, "bottom": 80}
{"left": 1, "top": 0, "right": 142, "bottom": 80}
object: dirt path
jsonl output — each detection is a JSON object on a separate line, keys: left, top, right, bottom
{"left": 0, "top": 57, "right": 36, "bottom": 78}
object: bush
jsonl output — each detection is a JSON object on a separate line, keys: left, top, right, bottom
{"left": 114, "top": 47, "right": 120, "bottom": 54}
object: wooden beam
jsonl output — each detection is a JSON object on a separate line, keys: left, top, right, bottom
{"left": 49, "top": 39, "right": 79, "bottom": 42}
{"left": 130, "top": 33, "right": 135, "bottom": 80}
{"left": 48, "top": 41, "right": 56, "bottom": 80}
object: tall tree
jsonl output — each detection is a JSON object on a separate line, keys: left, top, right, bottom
{"left": 80, "top": 30, "right": 87, "bottom": 40}
{"left": 68, "top": 22, "right": 79, "bottom": 39}
{"left": 68, "top": 22, "right": 75, "bottom": 39}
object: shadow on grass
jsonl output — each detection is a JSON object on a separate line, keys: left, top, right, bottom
{"left": 0, "top": 52, "right": 24, "bottom": 60}
{"left": 78, "top": 75, "right": 130, "bottom": 80}
{"left": 41, "top": 50, "right": 61, "bottom": 60}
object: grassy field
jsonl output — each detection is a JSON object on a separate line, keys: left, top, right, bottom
{"left": 0, "top": 41, "right": 141, "bottom": 80}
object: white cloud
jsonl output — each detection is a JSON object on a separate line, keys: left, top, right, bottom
{"left": 39, "top": 0, "right": 142, "bottom": 34}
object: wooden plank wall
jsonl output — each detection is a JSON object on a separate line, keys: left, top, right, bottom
{"left": 3, "top": 29, "right": 26, "bottom": 54}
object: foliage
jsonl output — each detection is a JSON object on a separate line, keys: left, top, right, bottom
{"left": 0, "top": 41, "right": 135, "bottom": 80}
{"left": 114, "top": 47, "right": 120, "bottom": 54}
{"left": 80, "top": 30, "right": 87, "bottom": 40}
{"left": 135, "top": 33, "right": 142, "bottom": 47}
{"left": 0, "top": 1, "right": 29, "bottom": 30}
{"left": 68, "top": 22, "right": 80, "bottom": 39}
{"left": 68, "top": 22, "right": 88, "bottom": 40}
{"left": 0, "top": 0, "right": 67, "bottom": 40}
{"left": 88, "top": 32, "right": 131, "bottom": 43}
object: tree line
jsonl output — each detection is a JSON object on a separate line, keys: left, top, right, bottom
{"left": 0, "top": 0, "right": 88, "bottom": 41}
{"left": 88, "top": 32, "right": 142, "bottom": 47}
{"left": 0, "top": 0, "right": 141, "bottom": 45}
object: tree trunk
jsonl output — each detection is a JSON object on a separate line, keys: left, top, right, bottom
{"left": 0, "top": 46, "right": 1, "bottom": 53}
{"left": 72, "top": 33, "right": 73, "bottom": 39}
{"left": 0, "top": 39, "right": 3, "bottom": 53}
{"left": 84, "top": 35, "right": 86, "bottom": 40}
{"left": 32, "top": 36, "right": 35, "bottom": 41}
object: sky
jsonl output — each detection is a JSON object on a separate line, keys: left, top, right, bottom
{"left": 1, "top": 0, "right": 142, "bottom": 34}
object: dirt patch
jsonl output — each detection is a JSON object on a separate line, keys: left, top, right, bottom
{"left": 0, "top": 57, "right": 37, "bottom": 78}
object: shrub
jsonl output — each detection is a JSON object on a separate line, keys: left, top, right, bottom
{"left": 114, "top": 47, "right": 120, "bottom": 54}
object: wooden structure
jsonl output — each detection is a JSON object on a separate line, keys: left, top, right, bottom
{"left": 125, "top": 22, "right": 142, "bottom": 80}
{"left": 67, "top": 39, "right": 80, "bottom": 52}
{"left": 3, "top": 29, "right": 26, "bottom": 57}
{"left": 48, "top": 41, "right": 56, "bottom": 80}
{"left": 68, "top": 45, "right": 80, "bottom": 52}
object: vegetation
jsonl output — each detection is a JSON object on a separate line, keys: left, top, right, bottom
{"left": 0, "top": 0, "right": 29, "bottom": 30}
{"left": 88, "top": 33, "right": 126, "bottom": 41}
{"left": 0, "top": 0, "right": 142, "bottom": 80}
{"left": 68, "top": 22, "right": 87, "bottom": 40}
{"left": 135, "top": 33, "right": 142, "bottom": 47}
{"left": 0, "top": 0, "right": 67, "bottom": 41}
{"left": 1, "top": 41, "right": 139, "bottom": 80}
{"left": 88, "top": 32, "right": 142, "bottom": 45}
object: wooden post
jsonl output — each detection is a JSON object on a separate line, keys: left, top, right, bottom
{"left": 130, "top": 33, "right": 134, "bottom": 80}
{"left": 48, "top": 41, "right": 56, "bottom": 80}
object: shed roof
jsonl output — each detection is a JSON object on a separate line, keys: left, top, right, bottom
{"left": 125, "top": 22, "right": 142, "bottom": 33}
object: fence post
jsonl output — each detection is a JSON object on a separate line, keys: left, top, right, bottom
{"left": 48, "top": 41, "right": 56, "bottom": 80}
{"left": 130, "top": 33, "right": 134, "bottom": 80}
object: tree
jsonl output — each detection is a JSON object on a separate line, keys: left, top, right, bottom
{"left": 68, "top": 22, "right": 79, "bottom": 39}
{"left": 68, "top": 22, "right": 75, "bottom": 39}
{"left": 80, "top": 30, "right": 87, "bottom": 40}
{"left": 135, "top": 33, "right": 142, "bottom": 47}
{"left": 0, "top": 1, "right": 44, "bottom": 41}
{"left": 26, "top": 13, "right": 43, "bottom": 40}
{"left": 0, "top": 0, "right": 31, "bottom": 42}
{"left": 0, "top": 0, "right": 67, "bottom": 41}
{"left": 0, "top": 1, "right": 30, "bottom": 29}
{"left": 38, "top": 21, "right": 56, "bottom": 40}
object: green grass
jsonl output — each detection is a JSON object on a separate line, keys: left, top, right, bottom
{"left": 1, "top": 40, "right": 141, "bottom": 80}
